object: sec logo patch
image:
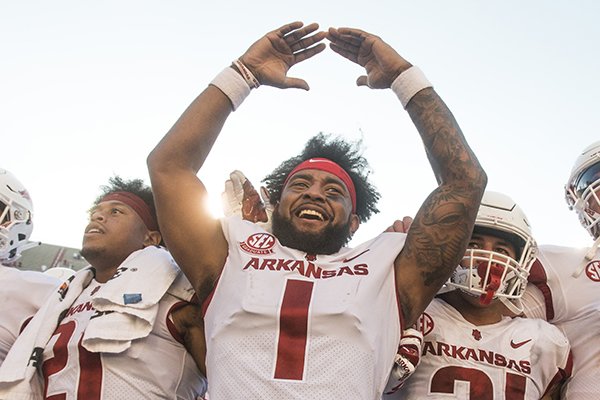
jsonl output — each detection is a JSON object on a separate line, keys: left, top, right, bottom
{"left": 585, "top": 260, "right": 600, "bottom": 282}
{"left": 240, "top": 233, "right": 276, "bottom": 255}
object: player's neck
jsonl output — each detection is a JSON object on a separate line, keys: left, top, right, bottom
{"left": 87, "top": 256, "right": 123, "bottom": 283}
{"left": 439, "top": 291, "right": 504, "bottom": 326}
{"left": 92, "top": 265, "right": 119, "bottom": 283}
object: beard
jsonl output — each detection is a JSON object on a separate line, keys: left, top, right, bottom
{"left": 271, "top": 210, "right": 353, "bottom": 255}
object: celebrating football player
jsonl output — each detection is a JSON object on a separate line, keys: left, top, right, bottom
{"left": 148, "top": 21, "right": 486, "bottom": 399}
{"left": 0, "top": 176, "right": 207, "bottom": 399}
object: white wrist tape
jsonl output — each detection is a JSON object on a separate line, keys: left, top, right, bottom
{"left": 233, "top": 59, "right": 260, "bottom": 89}
{"left": 210, "top": 67, "right": 250, "bottom": 111}
{"left": 391, "top": 66, "right": 433, "bottom": 109}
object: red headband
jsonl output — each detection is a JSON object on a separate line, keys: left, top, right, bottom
{"left": 101, "top": 192, "right": 159, "bottom": 232}
{"left": 284, "top": 158, "right": 357, "bottom": 212}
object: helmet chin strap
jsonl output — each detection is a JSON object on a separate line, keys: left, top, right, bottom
{"left": 572, "top": 235, "right": 600, "bottom": 277}
{"left": 477, "top": 262, "right": 504, "bottom": 305}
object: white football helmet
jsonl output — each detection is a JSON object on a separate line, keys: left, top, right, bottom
{"left": 447, "top": 191, "right": 537, "bottom": 313}
{"left": 0, "top": 169, "right": 35, "bottom": 262}
{"left": 565, "top": 141, "right": 600, "bottom": 239}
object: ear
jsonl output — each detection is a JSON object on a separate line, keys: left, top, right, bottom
{"left": 349, "top": 214, "right": 360, "bottom": 235}
{"left": 143, "top": 230, "right": 162, "bottom": 247}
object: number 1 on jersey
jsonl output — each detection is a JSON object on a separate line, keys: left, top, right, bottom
{"left": 274, "top": 279, "right": 314, "bottom": 380}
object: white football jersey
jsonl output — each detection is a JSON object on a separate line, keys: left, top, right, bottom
{"left": 42, "top": 279, "right": 206, "bottom": 399}
{"left": 392, "top": 298, "right": 572, "bottom": 400}
{"left": 203, "top": 216, "right": 407, "bottom": 400}
{"left": 522, "top": 244, "right": 600, "bottom": 398}
{"left": 0, "top": 265, "right": 59, "bottom": 365}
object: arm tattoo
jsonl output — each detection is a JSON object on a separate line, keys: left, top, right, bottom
{"left": 402, "top": 88, "right": 487, "bottom": 305}
{"left": 404, "top": 189, "right": 473, "bottom": 287}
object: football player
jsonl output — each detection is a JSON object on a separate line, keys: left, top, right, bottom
{"left": 0, "top": 168, "right": 59, "bottom": 366}
{"left": 0, "top": 176, "right": 207, "bottom": 399}
{"left": 522, "top": 141, "right": 600, "bottom": 398}
{"left": 389, "top": 191, "right": 572, "bottom": 399}
{"left": 148, "top": 21, "right": 486, "bottom": 399}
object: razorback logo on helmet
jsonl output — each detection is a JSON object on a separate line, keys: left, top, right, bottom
{"left": 584, "top": 260, "right": 600, "bottom": 282}
{"left": 415, "top": 312, "right": 434, "bottom": 336}
{"left": 240, "top": 233, "right": 276, "bottom": 255}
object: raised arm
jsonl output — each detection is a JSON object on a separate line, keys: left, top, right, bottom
{"left": 328, "top": 27, "right": 487, "bottom": 327}
{"left": 147, "top": 22, "right": 325, "bottom": 302}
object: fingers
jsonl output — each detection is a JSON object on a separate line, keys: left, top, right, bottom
{"left": 356, "top": 76, "right": 368, "bottom": 87}
{"left": 282, "top": 22, "right": 322, "bottom": 46}
{"left": 284, "top": 24, "right": 327, "bottom": 67}
{"left": 293, "top": 42, "right": 326, "bottom": 64}
{"left": 241, "top": 178, "right": 268, "bottom": 223}
{"left": 222, "top": 178, "right": 242, "bottom": 217}
{"left": 273, "top": 21, "right": 305, "bottom": 37}
{"left": 254, "top": 21, "right": 326, "bottom": 90}
{"left": 384, "top": 217, "right": 414, "bottom": 233}
{"left": 277, "top": 22, "right": 326, "bottom": 56}
{"left": 401, "top": 216, "right": 414, "bottom": 230}
{"left": 289, "top": 34, "right": 327, "bottom": 55}
{"left": 329, "top": 43, "right": 359, "bottom": 64}
{"left": 327, "top": 27, "right": 367, "bottom": 58}
{"left": 327, "top": 27, "right": 369, "bottom": 45}
{"left": 282, "top": 77, "right": 310, "bottom": 91}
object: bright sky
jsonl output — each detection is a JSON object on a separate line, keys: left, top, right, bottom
{"left": 2, "top": 1, "right": 598, "bottom": 251}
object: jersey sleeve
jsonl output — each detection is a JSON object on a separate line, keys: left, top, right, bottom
{"left": 537, "top": 320, "right": 573, "bottom": 397}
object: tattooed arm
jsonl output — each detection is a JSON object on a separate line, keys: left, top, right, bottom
{"left": 328, "top": 28, "right": 487, "bottom": 327}
{"left": 398, "top": 88, "right": 486, "bottom": 326}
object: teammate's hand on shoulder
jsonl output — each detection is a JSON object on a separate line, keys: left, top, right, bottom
{"left": 222, "top": 170, "right": 272, "bottom": 231}
{"left": 384, "top": 216, "right": 413, "bottom": 233}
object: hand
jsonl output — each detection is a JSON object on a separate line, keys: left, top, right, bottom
{"left": 327, "top": 27, "right": 412, "bottom": 89}
{"left": 239, "top": 21, "right": 327, "bottom": 90}
{"left": 383, "top": 328, "right": 423, "bottom": 394}
{"left": 222, "top": 170, "right": 273, "bottom": 230}
{"left": 384, "top": 216, "right": 414, "bottom": 233}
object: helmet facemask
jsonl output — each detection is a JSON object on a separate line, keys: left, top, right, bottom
{"left": 566, "top": 162, "right": 600, "bottom": 239}
{"left": 0, "top": 169, "right": 35, "bottom": 263}
{"left": 565, "top": 141, "right": 600, "bottom": 240}
{"left": 446, "top": 191, "right": 537, "bottom": 314}
{"left": 451, "top": 246, "right": 530, "bottom": 306}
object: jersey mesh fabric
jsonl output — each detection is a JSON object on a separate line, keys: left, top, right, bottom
{"left": 208, "top": 332, "right": 375, "bottom": 399}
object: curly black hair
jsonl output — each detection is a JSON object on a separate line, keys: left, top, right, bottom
{"left": 262, "top": 133, "right": 380, "bottom": 223}
{"left": 93, "top": 176, "right": 157, "bottom": 224}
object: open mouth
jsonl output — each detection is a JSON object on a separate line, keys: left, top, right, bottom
{"left": 85, "top": 225, "right": 105, "bottom": 235}
{"left": 297, "top": 208, "right": 326, "bottom": 221}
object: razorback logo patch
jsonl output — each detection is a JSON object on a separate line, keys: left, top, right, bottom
{"left": 240, "top": 233, "right": 276, "bottom": 255}
{"left": 415, "top": 312, "right": 434, "bottom": 336}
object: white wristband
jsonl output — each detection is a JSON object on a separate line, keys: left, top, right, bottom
{"left": 210, "top": 67, "right": 251, "bottom": 111}
{"left": 391, "top": 66, "right": 433, "bottom": 109}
